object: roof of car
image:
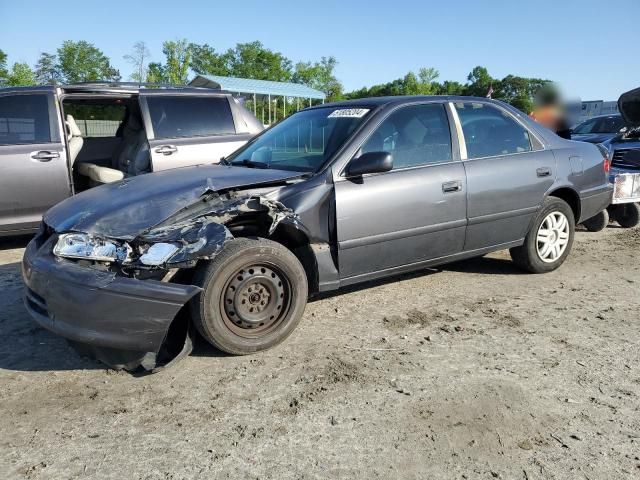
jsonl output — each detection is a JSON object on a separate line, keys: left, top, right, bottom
{"left": 0, "top": 82, "right": 232, "bottom": 95}
{"left": 308, "top": 95, "right": 506, "bottom": 109}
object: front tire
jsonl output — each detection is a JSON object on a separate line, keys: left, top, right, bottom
{"left": 582, "top": 209, "right": 609, "bottom": 232}
{"left": 615, "top": 203, "right": 640, "bottom": 228}
{"left": 510, "top": 197, "right": 575, "bottom": 273}
{"left": 190, "top": 237, "right": 308, "bottom": 355}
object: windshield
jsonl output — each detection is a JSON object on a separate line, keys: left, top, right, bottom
{"left": 573, "top": 116, "right": 625, "bottom": 134}
{"left": 228, "top": 106, "right": 371, "bottom": 172}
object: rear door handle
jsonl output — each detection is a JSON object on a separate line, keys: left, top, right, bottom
{"left": 442, "top": 180, "right": 462, "bottom": 193}
{"left": 155, "top": 145, "right": 178, "bottom": 155}
{"left": 31, "top": 151, "right": 60, "bottom": 162}
{"left": 536, "top": 167, "right": 552, "bottom": 177}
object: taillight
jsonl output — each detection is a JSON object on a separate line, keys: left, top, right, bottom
{"left": 596, "top": 144, "right": 611, "bottom": 173}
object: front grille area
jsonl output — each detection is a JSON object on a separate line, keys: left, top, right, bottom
{"left": 612, "top": 148, "right": 640, "bottom": 170}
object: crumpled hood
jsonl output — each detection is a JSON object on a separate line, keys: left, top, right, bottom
{"left": 44, "top": 165, "right": 301, "bottom": 240}
{"left": 618, "top": 87, "right": 640, "bottom": 127}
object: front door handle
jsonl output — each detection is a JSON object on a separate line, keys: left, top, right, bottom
{"left": 31, "top": 151, "right": 60, "bottom": 162}
{"left": 442, "top": 180, "right": 462, "bottom": 193}
{"left": 155, "top": 145, "right": 178, "bottom": 155}
{"left": 536, "top": 167, "right": 552, "bottom": 177}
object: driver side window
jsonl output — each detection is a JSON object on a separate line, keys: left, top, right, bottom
{"left": 361, "top": 103, "right": 452, "bottom": 170}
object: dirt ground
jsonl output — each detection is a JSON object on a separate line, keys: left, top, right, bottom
{"left": 0, "top": 226, "right": 639, "bottom": 480}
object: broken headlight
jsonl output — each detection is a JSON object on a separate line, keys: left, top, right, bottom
{"left": 53, "top": 233, "right": 131, "bottom": 263}
{"left": 138, "top": 243, "right": 180, "bottom": 266}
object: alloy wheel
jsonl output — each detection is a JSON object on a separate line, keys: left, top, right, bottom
{"left": 536, "top": 211, "right": 570, "bottom": 263}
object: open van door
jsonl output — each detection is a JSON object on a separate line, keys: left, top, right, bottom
{"left": 0, "top": 89, "right": 71, "bottom": 235}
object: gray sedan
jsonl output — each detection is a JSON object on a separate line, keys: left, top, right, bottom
{"left": 23, "top": 95, "right": 613, "bottom": 370}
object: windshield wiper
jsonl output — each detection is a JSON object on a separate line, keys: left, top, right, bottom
{"left": 219, "top": 157, "right": 231, "bottom": 166}
{"left": 238, "top": 159, "right": 269, "bottom": 169}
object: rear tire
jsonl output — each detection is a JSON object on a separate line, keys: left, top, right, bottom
{"left": 510, "top": 197, "right": 575, "bottom": 273}
{"left": 616, "top": 203, "right": 640, "bottom": 228}
{"left": 582, "top": 209, "right": 609, "bottom": 232}
{"left": 190, "top": 237, "right": 308, "bottom": 355}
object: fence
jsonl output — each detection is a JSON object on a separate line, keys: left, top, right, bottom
{"left": 75, "top": 119, "right": 121, "bottom": 138}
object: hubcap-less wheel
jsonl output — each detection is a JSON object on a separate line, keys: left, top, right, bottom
{"left": 221, "top": 265, "right": 289, "bottom": 337}
{"left": 536, "top": 211, "right": 570, "bottom": 263}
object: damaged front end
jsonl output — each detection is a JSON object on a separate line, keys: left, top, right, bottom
{"left": 26, "top": 190, "right": 299, "bottom": 373}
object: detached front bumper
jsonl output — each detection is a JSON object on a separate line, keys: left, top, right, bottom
{"left": 22, "top": 234, "right": 201, "bottom": 369}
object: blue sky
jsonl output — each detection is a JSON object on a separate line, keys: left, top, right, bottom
{"left": 1, "top": 0, "right": 637, "bottom": 100}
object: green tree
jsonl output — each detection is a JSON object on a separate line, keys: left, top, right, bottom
{"left": 34, "top": 52, "right": 60, "bottom": 85}
{"left": 7, "top": 62, "right": 36, "bottom": 86}
{"left": 293, "top": 56, "right": 343, "bottom": 101}
{"left": 345, "top": 67, "right": 439, "bottom": 98}
{"left": 0, "top": 49, "right": 7, "bottom": 80}
{"left": 146, "top": 62, "right": 165, "bottom": 83}
{"left": 56, "top": 40, "right": 120, "bottom": 83}
{"left": 465, "top": 66, "right": 495, "bottom": 97}
{"left": 189, "top": 43, "right": 228, "bottom": 76}
{"left": 162, "top": 39, "right": 191, "bottom": 84}
{"left": 124, "top": 41, "right": 150, "bottom": 82}
{"left": 416, "top": 67, "right": 439, "bottom": 94}
{"left": 224, "top": 41, "right": 292, "bottom": 81}
{"left": 499, "top": 74, "right": 548, "bottom": 113}
{"left": 435, "top": 80, "right": 465, "bottom": 95}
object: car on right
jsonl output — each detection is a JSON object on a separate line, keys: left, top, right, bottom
{"left": 585, "top": 88, "right": 640, "bottom": 230}
{"left": 571, "top": 113, "right": 626, "bottom": 144}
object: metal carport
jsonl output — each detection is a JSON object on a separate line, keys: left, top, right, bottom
{"left": 190, "top": 74, "right": 326, "bottom": 125}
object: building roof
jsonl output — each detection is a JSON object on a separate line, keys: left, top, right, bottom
{"left": 189, "top": 74, "right": 326, "bottom": 100}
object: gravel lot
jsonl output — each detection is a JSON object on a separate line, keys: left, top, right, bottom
{"left": 1, "top": 226, "right": 639, "bottom": 479}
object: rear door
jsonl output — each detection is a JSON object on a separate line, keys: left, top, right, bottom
{"left": 335, "top": 102, "right": 467, "bottom": 281}
{"left": 0, "top": 91, "right": 70, "bottom": 234}
{"left": 140, "top": 94, "right": 253, "bottom": 171}
{"left": 453, "top": 101, "right": 556, "bottom": 251}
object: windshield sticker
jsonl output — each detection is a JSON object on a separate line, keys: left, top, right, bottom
{"left": 328, "top": 108, "right": 370, "bottom": 118}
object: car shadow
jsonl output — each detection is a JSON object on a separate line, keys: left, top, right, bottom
{"left": 440, "top": 255, "right": 527, "bottom": 275}
{"left": 0, "top": 234, "right": 33, "bottom": 251}
{"left": 309, "top": 255, "right": 525, "bottom": 302}
{"left": 0, "top": 261, "right": 105, "bottom": 372}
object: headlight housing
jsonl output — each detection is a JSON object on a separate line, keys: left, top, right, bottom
{"left": 138, "top": 243, "right": 179, "bottom": 266}
{"left": 54, "top": 233, "right": 181, "bottom": 266}
{"left": 53, "top": 233, "right": 131, "bottom": 263}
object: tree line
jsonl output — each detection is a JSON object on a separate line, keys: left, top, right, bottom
{"left": 0, "top": 40, "right": 549, "bottom": 113}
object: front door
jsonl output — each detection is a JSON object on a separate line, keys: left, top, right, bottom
{"left": 0, "top": 91, "right": 70, "bottom": 233}
{"left": 335, "top": 103, "right": 467, "bottom": 280}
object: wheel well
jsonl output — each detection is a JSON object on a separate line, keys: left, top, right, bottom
{"left": 226, "top": 213, "right": 318, "bottom": 293}
{"left": 548, "top": 188, "right": 581, "bottom": 222}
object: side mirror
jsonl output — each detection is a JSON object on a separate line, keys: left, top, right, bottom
{"left": 346, "top": 151, "right": 393, "bottom": 177}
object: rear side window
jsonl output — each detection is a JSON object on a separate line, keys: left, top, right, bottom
{"left": 63, "top": 102, "right": 127, "bottom": 138}
{"left": 361, "top": 103, "right": 452, "bottom": 169}
{"left": 455, "top": 102, "right": 532, "bottom": 159}
{"left": 0, "top": 94, "right": 51, "bottom": 145}
{"left": 147, "top": 96, "right": 236, "bottom": 139}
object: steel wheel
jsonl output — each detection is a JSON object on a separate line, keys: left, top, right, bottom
{"left": 536, "top": 211, "right": 570, "bottom": 263}
{"left": 220, "top": 264, "right": 290, "bottom": 338}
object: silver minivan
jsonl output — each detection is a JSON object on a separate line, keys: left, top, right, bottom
{"left": 0, "top": 83, "right": 263, "bottom": 236}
